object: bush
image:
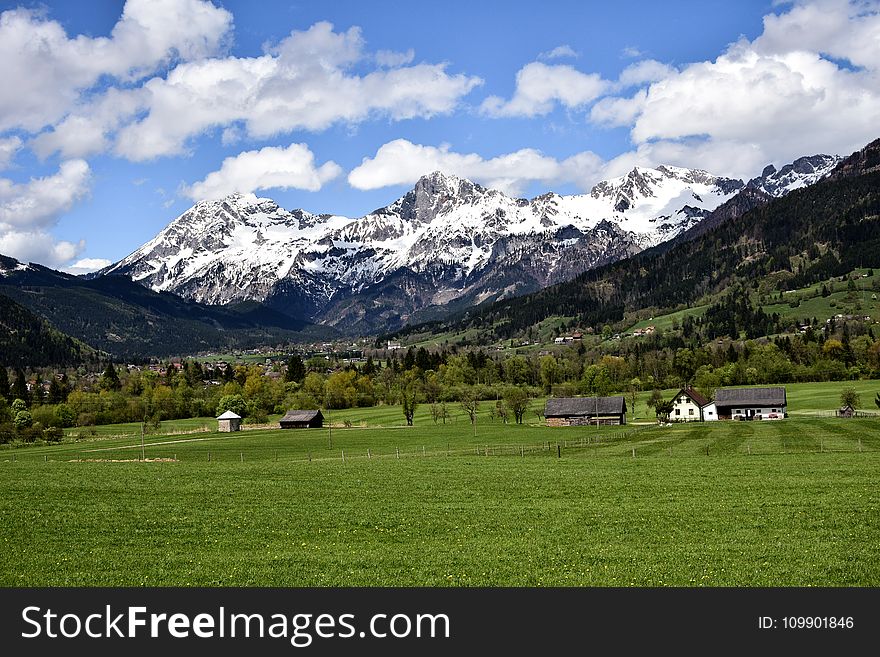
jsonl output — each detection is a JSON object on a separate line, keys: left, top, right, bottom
{"left": 31, "top": 405, "right": 57, "bottom": 428}
{"left": 77, "top": 412, "right": 96, "bottom": 427}
{"left": 0, "top": 423, "right": 15, "bottom": 444}
{"left": 245, "top": 405, "right": 268, "bottom": 424}
{"left": 18, "top": 422, "right": 43, "bottom": 443}
{"left": 217, "top": 394, "right": 247, "bottom": 418}
{"left": 55, "top": 404, "right": 76, "bottom": 428}
{"left": 76, "top": 428, "right": 98, "bottom": 441}
{"left": 13, "top": 410, "right": 33, "bottom": 430}
{"left": 43, "top": 427, "right": 63, "bottom": 442}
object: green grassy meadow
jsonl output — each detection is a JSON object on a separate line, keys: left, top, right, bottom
{"left": 2, "top": 383, "right": 880, "bottom": 587}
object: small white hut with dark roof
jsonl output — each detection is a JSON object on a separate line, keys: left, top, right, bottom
{"left": 217, "top": 410, "right": 242, "bottom": 432}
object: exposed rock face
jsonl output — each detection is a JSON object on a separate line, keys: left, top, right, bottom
{"left": 828, "top": 139, "right": 880, "bottom": 180}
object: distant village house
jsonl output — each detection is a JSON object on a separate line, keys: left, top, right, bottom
{"left": 545, "top": 397, "right": 627, "bottom": 426}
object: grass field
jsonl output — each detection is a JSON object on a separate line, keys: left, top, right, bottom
{"left": 2, "top": 401, "right": 879, "bottom": 586}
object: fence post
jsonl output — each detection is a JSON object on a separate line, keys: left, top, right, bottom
{"left": 632, "top": 447, "right": 635, "bottom": 458}
{"left": 521, "top": 445, "right": 524, "bottom": 458}
{"left": 747, "top": 445, "right": 751, "bottom": 455}
{"left": 208, "top": 451, "right": 211, "bottom": 462}
{"left": 240, "top": 452, "right": 243, "bottom": 462}
{"left": 706, "top": 445, "right": 709, "bottom": 456}
{"left": 308, "top": 451, "right": 311, "bottom": 462}
{"left": 342, "top": 450, "right": 345, "bottom": 463}
{"left": 858, "top": 438, "right": 862, "bottom": 453}
{"left": 423, "top": 446, "right": 426, "bottom": 457}
{"left": 44, "top": 455, "right": 47, "bottom": 463}
{"left": 275, "top": 450, "right": 278, "bottom": 462}
{"left": 557, "top": 444, "right": 561, "bottom": 458}
{"left": 396, "top": 447, "right": 400, "bottom": 459}
{"left": 368, "top": 448, "right": 372, "bottom": 459}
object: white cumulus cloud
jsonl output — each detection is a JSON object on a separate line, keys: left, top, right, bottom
{"left": 375, "top": 48, "right": 415, "bottom": 67}
{"left": 184, "top": 143, "right": 342, "bottom": 201}
{"left": 0, "top": 230, "right": 84, "bottom": 267}
{"left": 114, "top": 22, "right": 482, "bottom": 161}
{"left": 0, "top": 159, "right": 91, "bottom": 229}
{"left": 0, "top": 136, "right": 22, "bottom": 170}
{"left": 0, "top": 0, "right": 233, "bottom": 133}
{"left": 538, "top": 45, "right": 579, "bottom": 61}
{"left": 480, "top": 62, "right": 608, "bottom": 117}
{"left": 348, "top": 139, "right": 604, "bottom": 196}
{"left": 617, "top": 60, "right": 676, "bottom": 88}
{"left": 64, "top": 257, "right": 113, "bottom": 275}
{"left": 593, "top": 0, "right": 880, "bottom": 177}
{"left": 0, "top": 159, "right": 91, "bottom": 267}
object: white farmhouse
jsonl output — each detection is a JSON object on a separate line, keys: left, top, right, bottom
{"left": 670, "top": 388, "right": 717, "bottom": 422}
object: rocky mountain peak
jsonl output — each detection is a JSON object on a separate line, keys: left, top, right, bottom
{"left": 390, "top": 171, "right": 490, "bottom": 225}
{"left": 747, "top": 153, "right": 840, "bottom": 196}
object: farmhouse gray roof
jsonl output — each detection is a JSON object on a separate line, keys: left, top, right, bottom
{"left": 544, "top": 396, "right": 626, "bottom": 417}
{"left": 280, "top": 410, "right": 322, "bottom": 422}
{"left": 714, "top": 387, "right": 787, "bottom": 408}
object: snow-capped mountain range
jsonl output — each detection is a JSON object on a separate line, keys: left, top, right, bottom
{"left": 103, "top": 154, "right": 840, "bottom": 333}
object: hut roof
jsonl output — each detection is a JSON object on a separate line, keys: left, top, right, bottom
{"left": 280, "top": 410, "right": 323, "bottom": 422}
{"left": 216, "top": 410, "right": 241, "bottom": 420}
{"left": 544, "top": 396, "right": 626, "bottom": 417}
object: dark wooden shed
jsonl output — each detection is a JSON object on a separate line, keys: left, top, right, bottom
{"left": 544, "top": 397, "right": 627, "bottom": 426}
{"left": 279, "top": 409, "right": 324, "bottom": 429}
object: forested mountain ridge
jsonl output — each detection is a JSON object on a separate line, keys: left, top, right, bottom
{"left": 0, "top": 256, "right": 335, "bottom": 359}
{"left": 0, "top": 291, "right": 98, "bottom": 367}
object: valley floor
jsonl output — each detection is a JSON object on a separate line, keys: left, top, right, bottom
{"left": 2, "top": 415, "right": 878, "bottom": 587}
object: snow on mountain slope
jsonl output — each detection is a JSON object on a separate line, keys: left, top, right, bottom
{"left": 746, "top": 155, "right": 841, "bottom": 197}
{"left": 103, "top": 155, "right": 837, "bottom": 331}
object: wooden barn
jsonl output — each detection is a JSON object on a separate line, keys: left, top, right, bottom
{"left": 216, "top": 410, "right": 241, "bottom": 432}
{"left": 545, "top": 397, "right": 627, "bottom": 426}
{"left": 279, "top": 409, "right": 324, "bottom": 429}
{"left": 714, "top": 387, "right": 787, "bottom": 420}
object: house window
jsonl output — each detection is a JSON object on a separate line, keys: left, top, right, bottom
{"left": 675, "top": 409, "right": 680, "bottom": 415}
{"left": 735, "top": 409, "right": 741, "bottom": 414}
{"left": 689, "top": 408, "right": 694, "bottom": 415}
{"left": 771, "top": 409, "right": 776, "bottom": 412}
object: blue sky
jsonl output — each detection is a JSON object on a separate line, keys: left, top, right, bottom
{"left": 0, "top": 0, "right": 878, "bottom": 272}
